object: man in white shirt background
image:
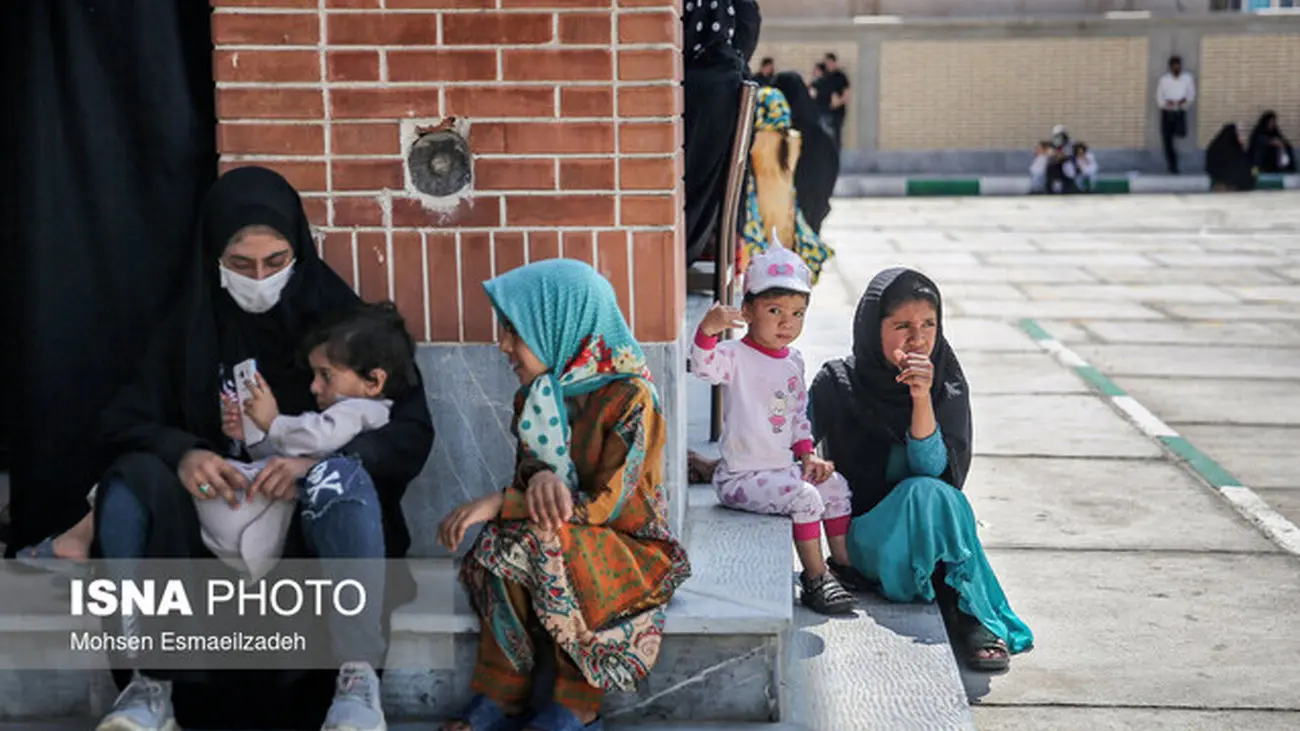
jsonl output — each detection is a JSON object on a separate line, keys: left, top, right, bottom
{"left": 1156, "top": 55, "right": 1196, "bottom": 175}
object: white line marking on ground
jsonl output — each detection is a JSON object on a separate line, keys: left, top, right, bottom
{"left": 1026, "top": 324, "right": 1300, "bottom": 559}
{"left": 1220, "top": 486, "right": 1300, "bottom": 556}
{"left": 1111, "top": 395, "right": 1178, "bottom": 438}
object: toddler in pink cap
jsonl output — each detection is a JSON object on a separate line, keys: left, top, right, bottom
{"left": 690, "top": 245, "right": 857, "bottom": 615}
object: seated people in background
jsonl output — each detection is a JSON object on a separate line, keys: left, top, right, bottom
{"left": 1206, "top": 123, "right": 1258, "bottom": 192}
{"left": 1050, "top": 124, "right": 1071, "bottom": 154}
{"left": 1069, "top": 142, "right": 1099, "bottom": 193}
{"left": 753, "top": 56, "right": 776, "bottom": 86}
{"left": 1249, "top": 111, "right": 1296, "bottom": 174}
{"left": 1029, "top": 141, "right": 1051, "bottom": 194}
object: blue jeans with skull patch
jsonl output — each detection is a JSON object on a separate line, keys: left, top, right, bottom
{"left": 298, "top": 456, "right": 387, "bottom": 669}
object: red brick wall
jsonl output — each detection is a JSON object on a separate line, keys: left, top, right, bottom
{"left": 212, "top": 0, "right": 685, "bottom": 344}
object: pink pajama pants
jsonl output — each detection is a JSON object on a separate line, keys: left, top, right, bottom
{"left": 713, "top": 463, "right": 853, "bottom": 541}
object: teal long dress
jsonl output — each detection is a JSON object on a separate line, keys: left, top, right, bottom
{"left": 847, "top": 427, "right": 1035, "bottom": 654}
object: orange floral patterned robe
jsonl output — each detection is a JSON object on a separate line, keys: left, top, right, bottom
{"left": 460, "top": 378, "right": 692, "bottom": 692}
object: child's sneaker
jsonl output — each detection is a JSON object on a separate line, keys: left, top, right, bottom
{"left": 95, "top": 673, "right": 177, "bottom": 731}
{"left": 321, "top": 661, "right": 386, "bottom": 731}
{"left": 800, "top": 571, "right": 856, "bottom": 615}
{"left": 827, "top": 557, "right": 876, "bottom": 594}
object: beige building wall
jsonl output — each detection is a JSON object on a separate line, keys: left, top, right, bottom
{"left": 876, "top": 37, "right": 1149, "bottom": 151}
{"left": 750, "top": 42, "right": 860, "bottom": 150}
{"left": 1197, "top": 34, "right": 1300, "bottom": 145}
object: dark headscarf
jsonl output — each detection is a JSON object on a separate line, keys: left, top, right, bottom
{"left": 1250, "top": 111, "right": 1277, "bottom": 143}
{"left": 684, "top": 0, "right": 759, "bottom": 71}
{"left": 105, "top": 166, "right": 360, "bottom": 459}
{"left": 810, "top": 268, "right": 973, "bottom": 516}
{"left": 199, "top": 167, "right": 356, "bottom": 427}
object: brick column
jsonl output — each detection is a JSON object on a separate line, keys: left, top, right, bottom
{"left": 212, "top": 0, "right": 690, "bottom": 548}
{"left": 212, "top": 0, "right": 684, "bottom": 345}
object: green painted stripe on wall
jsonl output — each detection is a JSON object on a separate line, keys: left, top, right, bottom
{"left": 906, "top": 179, "right": 981, "bottom": 197}
{"left": 1159, "top": 435, "right": 1241, "bottom": 489}
{"left": 1257, "top": 175, "right": 1285, "bottom": 191}
{"left": 1092, "top": 178, "right": 1131, "bottom": 195}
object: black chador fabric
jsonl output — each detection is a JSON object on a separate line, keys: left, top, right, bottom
{"left": 1249, "top": 111, "right": 1297, "bottom": 174}
{"left": 772, "top": 71, "right": 840, "bottom": 235}
{"left": 91, "top": 167, "right": 433, "bottom": 729}
{"left": 810, "top": 268, "right": 974, "bottom": 517}
{"left": 682, "top": 0, "right": 761, "bottom": 265}
{"left": 1205, "top": 124, "right": 1257, "bottom": 192}
{"left": 0, "top": 0, "right": 218, "bottom": 556}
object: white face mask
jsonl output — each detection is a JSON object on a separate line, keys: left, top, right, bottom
{"left": 218, "top": 261, "right": 295, "bottom": 314}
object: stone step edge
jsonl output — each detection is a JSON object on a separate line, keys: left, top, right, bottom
{"left": 834, "top": 173, "right": 1300, "bottom": 197}
{"left": 0, "top": 721, "right": 804, "bottom": 731}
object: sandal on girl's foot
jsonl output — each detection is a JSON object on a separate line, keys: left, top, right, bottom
{"left": 524, "top": 702, "right": 603, "bottom": 731}
{"left": 826, "top": 558, "right": 876, "bottom": 594}
{"left": 958, "top": 615, "right": 1010, "bottom": 673}
{"left": 443, "top": 694, "right": 529, "bottom": 731}
{"left": 800, "top": 571, "right": 856, "bottom": 615}
{"left": 13, "top": 535, "right": 90, "bottom": 577}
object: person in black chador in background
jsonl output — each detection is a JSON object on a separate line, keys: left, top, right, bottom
{"left": 1205, "top": 124, "right": 1257, "bottom": 193}
{"left": 683, "top": 0, "right": 762, "bottom": 267}
{"left": 1248, "top": 111, "right": 1297, "bottom": 174}
{"left": 1, "top": 0, "right": 217, "bottom": 562}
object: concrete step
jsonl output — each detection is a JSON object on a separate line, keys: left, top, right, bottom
{"left": 0, "top": 489, "right": 793, "bottom": 726}
{"left": 834, "top": 173, "right": 1300, "bottom": 197}
{"left": 2, "top": 717, "right": 800, "bottom": 723}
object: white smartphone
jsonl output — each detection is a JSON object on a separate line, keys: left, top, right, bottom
{"left": 233, "top": 358, "right": 266, "bottom": 445}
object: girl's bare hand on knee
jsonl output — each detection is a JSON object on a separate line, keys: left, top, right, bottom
{"left": 525, "top": 470, "right": 573, "bottom": 531}
{"left": 437, "top": 492, "right": 505, "bottom": 552}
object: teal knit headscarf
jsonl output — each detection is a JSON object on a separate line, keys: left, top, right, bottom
{"left": 483, "top": 259, "right": 655, "bottom": 489}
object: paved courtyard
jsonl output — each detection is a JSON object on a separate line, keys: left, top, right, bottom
{"left": 807, "top": 191, "right": 1300, "bottom": 729}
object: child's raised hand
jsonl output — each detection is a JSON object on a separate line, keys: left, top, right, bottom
{"left": 700, "top": 302, "right": 746, "bottom": 337}
{"left": 242, "top": 372, "right": 280, "bottom": 433}
{"left": 221, "top": 394, "right": 245, "bottom": 442}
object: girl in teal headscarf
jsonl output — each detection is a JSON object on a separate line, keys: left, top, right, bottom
{"left": 438, "top": 259, "right": 690, "bottom": 731}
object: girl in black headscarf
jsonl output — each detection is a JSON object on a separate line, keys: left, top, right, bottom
{"left": 809, "top": 268, "right": 1032, "bottom": 673}
{"left": 1248, "top": 111, "right": 1297, "bottom": 174}
{"left": 1205, "top": 123, "right": 1257, "bottom": 192}
{"left": 772, "top": 71, "right": 840, "bottom": 235}
{"left": 90, "top": 166, "right": 433, "bottom": 731}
